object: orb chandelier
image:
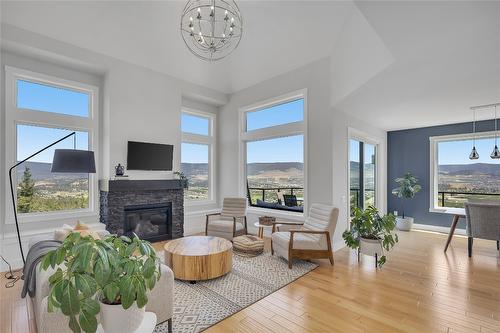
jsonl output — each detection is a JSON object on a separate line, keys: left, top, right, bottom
{"left": 180, "top": 0, "right": 243, "bottom": 61}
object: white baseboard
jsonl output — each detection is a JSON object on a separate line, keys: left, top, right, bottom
{"left": 413, "top": 223, "right": 466, "bottom": 235}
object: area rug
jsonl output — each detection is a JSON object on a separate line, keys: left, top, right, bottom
{"left": 154, "top": 252, "right": 318, "bottom": 333}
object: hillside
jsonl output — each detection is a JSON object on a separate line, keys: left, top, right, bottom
{"left": 439, "top": 163, "right": 500, "bottom": 176}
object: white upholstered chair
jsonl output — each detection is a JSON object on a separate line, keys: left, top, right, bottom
{"left": 271, "top": 204, "right": 339, "bottom": 268}
{"left": 206, "top": 197, "right": 248, "bottom": 241}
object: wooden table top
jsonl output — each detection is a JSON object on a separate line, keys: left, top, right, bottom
{"left": 164, "top": 236, "right": 232, "bottom": 256}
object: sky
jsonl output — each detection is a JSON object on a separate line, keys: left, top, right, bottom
{"left": 246, "top": 99, "right": 303, "bottom": 131}
{"left": 438, "top": 137, "right": 500, "bottom": 165}
{"left": 17, "top": 80, "right": 89, "bottom": 117}
{"left": 16, "top": 80, "right": 90, "bottom": 163}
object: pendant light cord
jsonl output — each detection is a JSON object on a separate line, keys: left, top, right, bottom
{"left": 473, "top": 109, "right": 476, "bottom": 147}
{"left": 495, "top": 106, "right": 498, "bottom": 146}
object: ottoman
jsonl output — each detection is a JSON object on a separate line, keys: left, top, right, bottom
{"left": 233, "top": 235, "right": 265, "bottom": 257}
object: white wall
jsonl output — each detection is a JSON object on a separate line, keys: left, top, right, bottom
{"left": 219, "top": 57, "right": 387, "bottom": 249}
{"left": 0, "top": 26, "right": 226, "bottom": 269}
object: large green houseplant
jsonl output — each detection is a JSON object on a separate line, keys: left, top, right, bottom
{"left": 41, "top": 233, "right": 161, "bottom": 333}
{"left": 392, "top": 172, "right": 422, "bottom": 231}
{"left": 342, "top": 206, "right": 398, "bottom": 267}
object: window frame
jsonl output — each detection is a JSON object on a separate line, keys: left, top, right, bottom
{"left": 4, "top": 66, "right": 99, "bottom": 224}
{"left": 429, "top": 130, "right": 499, "bottom": 214}
{"left": 347, "top": 127, "right": 382, "bottom": 218}
{"left": 239, "top": 89, "right": 308, "bottom": 215}
{"left": 181, "top": 108, "right": 216, "bottom": 205}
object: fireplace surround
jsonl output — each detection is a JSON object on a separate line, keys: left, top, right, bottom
{"left": 99, "top": 179, "right": 184, "bottom": 240}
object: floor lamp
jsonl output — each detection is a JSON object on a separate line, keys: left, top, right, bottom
{"left": 8, "top": 131, "right": 96, "bottom": 266}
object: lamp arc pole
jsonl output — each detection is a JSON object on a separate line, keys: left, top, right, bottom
{"left": 8, "top": 131, "right": 76, "bottom": 266}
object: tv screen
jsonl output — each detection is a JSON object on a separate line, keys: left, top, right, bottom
{"left": 127, "top": 141, "right": 173, "bottom": 171}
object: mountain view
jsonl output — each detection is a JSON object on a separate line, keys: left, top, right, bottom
{"left": 182, "top": 162, "right": 304, "bottom": 203}
{"left": 15, "top": 161, "right": 89, "bottom": 213}
{"left": 438, "top": 163, "right": 500, "bottom": 207}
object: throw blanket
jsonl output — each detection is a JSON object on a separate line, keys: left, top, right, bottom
{"left": 21, "top": 240, "right": 61, "bottom": 298}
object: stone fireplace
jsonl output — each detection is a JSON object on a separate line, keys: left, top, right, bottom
{"left": 99, "top": 179, "right": 184, "bottom": 241}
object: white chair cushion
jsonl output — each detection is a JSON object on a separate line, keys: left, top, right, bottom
{"left": 271, "top": 231, "right": 326, "bottom": 251}
{"left": 207, "top": 219, "right": 245, "bottom": 232}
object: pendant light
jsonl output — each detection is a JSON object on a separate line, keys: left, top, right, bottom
{"left": 469, "top": 109, "right": 479, "bottom": 160}
{"left": 491, "top": 105, "right": 500, "bottom": 159}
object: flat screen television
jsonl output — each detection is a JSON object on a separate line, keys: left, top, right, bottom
{"left": 127, "top": 141, "right": 173, "bottom": 171}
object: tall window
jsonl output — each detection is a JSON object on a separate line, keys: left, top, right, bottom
{"left": 5, "top": 67, "right": 98, "bottom": 218}
{"left": 241, "top": 91, "right": 306, "bottom": 213}
{"left": 431, "top": 133, "right": 500, "bottom": 210}
{"left": 181, "top": 110, "right": 214, "bottom": 202}
{"left": 349, "top": 139, "right": 377, "bottom": 215}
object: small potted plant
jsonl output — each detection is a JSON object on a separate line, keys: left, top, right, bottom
{"left": 41, "top": 233, "right": 161, "bottom": 333}
{"left": 174, "top": 171, "right": 188, "bottom": 189}
{"left": 342, "top": 206, "right": 398, "bottom": 267}
{"left": 392, "top": 172, "right": 422, "bottom": 231}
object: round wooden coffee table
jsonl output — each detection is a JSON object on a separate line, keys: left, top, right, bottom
{"left": 164, "top": 236, "right": 232, "bottom": 282}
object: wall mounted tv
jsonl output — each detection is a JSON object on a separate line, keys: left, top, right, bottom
{"left": 127, "top": 141, "right": 173, "bottom": 171}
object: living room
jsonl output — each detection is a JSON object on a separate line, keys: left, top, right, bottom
{"left": 0, "top": 1, "right": 499, "bottom": 332}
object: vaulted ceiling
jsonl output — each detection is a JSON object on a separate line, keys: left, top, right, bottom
{"left": 1, "top": 1, "right": 499, "bottom": 131}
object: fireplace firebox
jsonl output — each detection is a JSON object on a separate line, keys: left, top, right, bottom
{"left": 123, "top": 202, "right": 172, "bottom": 242}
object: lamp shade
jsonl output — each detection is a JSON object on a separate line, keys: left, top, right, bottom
{"left": 51, "top": 149, "right": 96, "bottom": 173}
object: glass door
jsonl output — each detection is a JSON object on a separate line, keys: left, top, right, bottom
{"left": 349, "top": 139, "right": 377, "bottom": 215}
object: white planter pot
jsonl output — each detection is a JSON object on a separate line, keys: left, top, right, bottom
{"left": 359, "top": 237, "right": 382, "bottom": 257}
{"left": 396, "top": 216, "right": 414, "bottom": 231}
{"left": 100, "top": 302, "right": 145, "bottom": 333}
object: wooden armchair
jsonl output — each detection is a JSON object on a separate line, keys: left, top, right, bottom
{"left": 271, "top": 204, "right": 339, "bottom": 268}
{"left": 206, "top": 197, "right": 248, "bottom": 241}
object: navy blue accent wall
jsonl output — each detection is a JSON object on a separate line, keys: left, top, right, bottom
{"left": 387, "top": 119, "right": 498, "bottom": 228}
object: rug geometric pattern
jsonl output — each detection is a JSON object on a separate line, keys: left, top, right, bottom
{"left": 153, "top": 251, "right": 318, "bottom": 333}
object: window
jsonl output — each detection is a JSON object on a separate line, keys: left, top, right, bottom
{"left": 241, "top": 91, "right": 306, "bottom": 213}
{"left": 430, "top": 133, "right": 500, "bottom": 211}
{"left": 349, "top": 139, "right": 377, "bottom": 215}
{"left": 181, "top": 110, "right": 215, "bottom": 202}
{"left": 5, "top": 66, "right": 98, "bottom": 220}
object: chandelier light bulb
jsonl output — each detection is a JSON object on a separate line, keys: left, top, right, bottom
{"left": 181, "top": 0, "right": 243, "bottom": 61}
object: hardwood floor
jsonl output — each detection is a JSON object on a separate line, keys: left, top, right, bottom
{"left": 2, "top": 230, "right": 500, "bottom": 332}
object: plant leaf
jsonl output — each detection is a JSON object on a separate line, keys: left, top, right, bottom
{"left": 79, "top": 310, "right": 98, "bottom": 333}
{"left": 68, "top": 315, "right": 82, "bottom": 333}
{"left": 61, "top": 283, "right": 80, "bottom": 316}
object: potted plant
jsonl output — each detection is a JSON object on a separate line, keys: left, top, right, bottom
{"left": 174, "top": 171, "right": 189, "bottom": 189}
{"left": 392, "top": 172, "right": 422, "bottom": 231}
{"left": 41, "top": 233, "right": 161, "bottom": 333}
{"left": 342, "top": 206, "right": 398, "bottom": 267}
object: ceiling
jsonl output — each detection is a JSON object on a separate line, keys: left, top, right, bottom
{"left": 0, "top": 0, "right": 352, "bottom": 94}
{"left": 337, "top": 1, "right": 500, "bottom": 130}
{"left": 1, "top": 1, "right": 499, "bottom": 131}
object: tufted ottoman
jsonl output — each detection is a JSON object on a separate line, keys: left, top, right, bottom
{"left": 233, "top": 235, "right": 265, "bottom": 257}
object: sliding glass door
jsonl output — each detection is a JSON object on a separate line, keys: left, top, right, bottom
{"left": 350, "top": 139, "right": 377, "bottom": 215}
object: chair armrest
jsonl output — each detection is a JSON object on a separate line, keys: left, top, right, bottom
{"left": 206, "top": 212, "right": 221, "bottom": 217}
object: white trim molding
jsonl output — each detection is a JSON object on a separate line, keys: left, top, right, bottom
{"left": 181, "top": 108, "right": 216, "bottom": 206}
{"left": 238, "top": 88, "right": 308, "bottom": 215}
{"left": 429, "top": 130, "right": 499, "bottom": 214}
{"left": 4, "top": 65, "right": 99, "bottom": 225}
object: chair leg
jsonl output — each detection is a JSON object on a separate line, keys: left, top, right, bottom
{"left": 468, "top": 237, "right": 473, "bottom": 257}
{"left": 328, "top": 249, "right": 334, "bottom": 266}
{"left": 497, "top": 240, "right": 499, "bottom": 251}
{"left": 271, "top": 240, "right": 274, "bottom": 255}
{"left": 167, "top": 318, "right": 172, "bottom": 333}
{"left": 288, "top": 260, "right": 292, "bottom": 269}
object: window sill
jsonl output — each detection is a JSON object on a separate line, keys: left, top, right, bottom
{"left": 185, "top": 199, "right": 216, "bottom": 207}
{"left": 247, "top": 206, "right": 304, "bottom": 220}
{"left": 13, "top": 209, "right": 98, "bottom": 224}
{"left": 429, "top": 207, "right": 465, "bottom": 215}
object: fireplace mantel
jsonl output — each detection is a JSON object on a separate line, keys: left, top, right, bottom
{"left": 100, "top": 179, "right": 185, "bottom": 192}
